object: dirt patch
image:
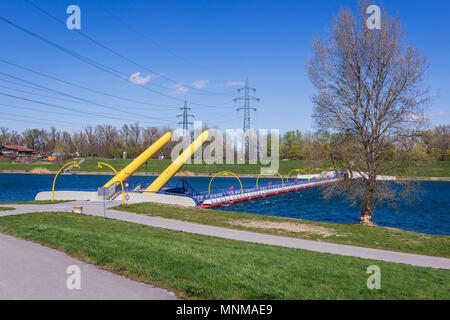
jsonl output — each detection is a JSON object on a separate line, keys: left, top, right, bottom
{"left": 228, "top": 219, "right": 336, "bottom": 237}
{"left": 30, "top": 167, "right": 52, "bottom": 174}
{"left": 176, "top": 170, "right": 195, "bottom": 177}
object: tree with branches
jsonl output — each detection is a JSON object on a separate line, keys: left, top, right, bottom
{"left": 307, "top": 1, "right": 433, "bottom": 225}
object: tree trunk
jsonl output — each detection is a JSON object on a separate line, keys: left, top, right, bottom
{"left": 360, "top": 195, "right": 375, "bottom": 225}
{"left": 361, "top": 155, "right": 377, "bottom": 226}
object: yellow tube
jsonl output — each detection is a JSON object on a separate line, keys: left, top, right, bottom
{"left": 145, "top": 130, "right": 209, "bottom": 193}
{"left": 103, "top": 132, "right": 172, "bottom": 188}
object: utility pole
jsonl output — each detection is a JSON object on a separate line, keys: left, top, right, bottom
{"left": 177, "top": 101, "right": 194, "bottom": 136}
{"left": 234, "top": 78, "right": 259, "bottom": 158}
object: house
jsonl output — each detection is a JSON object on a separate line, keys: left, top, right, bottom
{"left": 0, "top": 145, "right": 37, "bottom": 159}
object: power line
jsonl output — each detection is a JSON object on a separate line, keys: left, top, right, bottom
{"left": 102, "top": 7, "right": 234, "bottom": 86}
{"left": 1, "top": 110, "right": 81, "bottom": 127}
{"left": 0, "top": 15, "right": 235, "bottom": 109}
{"left": 0, "top": 116, "right": 82, "bottom": 128}
{"left": 0, "top": 58, "right": 178, "bottom": 110}
{"left": 0, "top": 101, "right": 100, "bottom": 121}
{"left": 0, "top": 71, "right": 176, "bottom": 124}
{"left": 0, "top": 91, "right": 173, "bottom": 126}
{"left": 0, "top": 83, "right": 87, "bottom": 105}
{"left": 23, "top": 0, "right": 231, "bottom": 96}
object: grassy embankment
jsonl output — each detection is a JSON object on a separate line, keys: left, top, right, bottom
{"left": 0, "top": 158, "right": 60, "bottom": 172}
{"left": 116, "top": 202, "right": 450, "bottom": 258}
{"left": 0, "top": 207, "right": 14, "bottom": 212}
{"left": 1, "top": 157, "right": 450, "bottom": 177}
{"left": 0, "top": 211, "right": 448, "bottom": 299}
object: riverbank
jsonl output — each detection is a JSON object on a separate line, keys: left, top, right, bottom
{"left": 116, "top": 202, "right": 450, "bottom": 258}
{"left": 1, "top": 170, "right": 449, "bottom": 181}
{"left": 0, "top": 211, "right": 448, "bottom": 299}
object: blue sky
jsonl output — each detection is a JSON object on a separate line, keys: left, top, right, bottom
{"left": 0, "top": 0, "right": 449, "bottom": 134}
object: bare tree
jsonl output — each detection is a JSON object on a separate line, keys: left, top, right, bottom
{"left": 0, "top": 127, "right": 10, "bottom": 145}
{"left": 432, "top": 125, "right": 449, "bottom": 161}
{"left": 307, "top": 1, "right": 432, "bottom": 225}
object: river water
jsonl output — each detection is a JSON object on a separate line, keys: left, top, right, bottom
{"left": 0, "top": 173, "right": 448, "bottom": 235}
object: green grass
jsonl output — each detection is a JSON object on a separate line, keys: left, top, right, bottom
{"left": 0, "top": 211, "right": 448, "bottom": 299}
{"left": 116, "top": 203, "right": 450, "bottom": 258}
{"left": 0, "top": 200, "right": 72, "bottom": 205}
{"left": 0, "top": 158, "right": 60, "bottom": 172}
{"left": 2, "top": 157, "right": 449, "bottom": 177}
{"left": 0, "top": 207, "right": 14, "bottom": 212}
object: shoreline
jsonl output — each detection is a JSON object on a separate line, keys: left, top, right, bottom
{"left": 0, "top": 170, "right": 449, "bottom": 181}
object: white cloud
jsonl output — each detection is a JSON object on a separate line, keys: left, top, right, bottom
{"left": 405, "top": 113, "right": 427, "bottom": 122}
{"left": 167, "top": 82, "right": 189, "bottom": 95}
{"left": 129, "top": 72, "right": 151, "bottom": 85}
{"left": 191, "top": 80, "right": 209, "bottom": 89}
{"left": 430, "top": 111, "right": 450, "bottom": 119}
{"left": 407, "top": 111, "right": 450, "bottom": 122}
{"left": 216, "top": 81, "right": 245, "bottom": 87}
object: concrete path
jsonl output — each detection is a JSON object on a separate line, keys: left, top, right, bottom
{"left": 0, "top": 232, "right": 177, "bottom": 300}
{"left": 1, "top": 202, "right": 450, "bottom": 270}
{"left": 65, "top": 158, "right": 85, "bottom": 172}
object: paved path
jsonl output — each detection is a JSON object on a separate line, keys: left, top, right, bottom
{"left": 65, "top": 158, "right": 85, "bottom": 172}
{"left": 1, "top": 202, "right": 449, "bottom": 270}
{"left": 0, "top": 232, "right": 177, "bottom": 300}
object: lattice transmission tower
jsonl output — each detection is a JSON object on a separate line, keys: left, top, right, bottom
{"left": 177, "top": 101, "right": 194, "bottom": 135}
{"left": 234, "top": 78, "right": 259, "bottom": 158}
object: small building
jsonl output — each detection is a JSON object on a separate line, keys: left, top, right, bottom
{"left": 0, "top": 145, "right": 37, "bottom": 159}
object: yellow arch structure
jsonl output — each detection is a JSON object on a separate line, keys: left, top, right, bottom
{"left": 256, "top": 169, "right": 284, "bottom": 190}
{"left": 208, "top": 171, "right": 243, "bottom": 197}
{"left": 52, "top": 161, "right": 80, "bottom": 203}
{"left": 98, "top": 162, "right": 125, "bottom": 205}
{"left": 286, "top": 168, "right": 308, "bottom": 182}
{"left": 146, "top": 130, "right": 209, "bottom": 193}
{"left": 104, "top": 132, "right": 171, "bottom": 188}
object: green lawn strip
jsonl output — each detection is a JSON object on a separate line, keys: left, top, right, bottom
{"left": 0, "top": 158, "right": 60, "bottom": 172}
{"left": 0, "top": 207, "right": 14, "bottom": 212}
{"left": 0, "top": 211, "right": 448, "bottom": 299}
{"left": 0, "top": 200, "right": 73, "bottom": 205}
{"left": 115, "top": 203, "right": 450, "bottom": 258}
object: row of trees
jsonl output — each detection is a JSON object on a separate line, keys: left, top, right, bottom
{"left": 0, "top": 125, "right": 173, "bottom": 159}
{"left": 280, "top": 126, "right": 449, "bottom": 161}
{"left": 1, "top": 124, "right": 448, "bottom": 161}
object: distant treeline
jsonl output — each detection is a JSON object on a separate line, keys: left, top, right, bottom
{"left": 0, "top": 124, "right": 448, "bottom": 161}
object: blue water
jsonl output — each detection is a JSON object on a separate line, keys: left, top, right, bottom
{"left": 0, "top": 173, "right": 448, "bottom": 235}
{"left": 215, "top": 181, "right": 450, "bottom": 236}
{"left": 0, "top": 174, "right": 285, "bottom": 202}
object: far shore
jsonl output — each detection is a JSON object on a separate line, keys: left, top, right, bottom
{"left": 1, "top": 170, "right": 449, "bottom": 181}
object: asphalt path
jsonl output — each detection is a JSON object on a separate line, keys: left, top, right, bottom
{"left": 0, "top": 232, "right": 177, "bottom": 300}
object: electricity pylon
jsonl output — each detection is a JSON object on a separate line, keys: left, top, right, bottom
{"left": 234, "top": 78, "right": 259, "bottom": 158}
{"left": 177, "top": 101, "right": 194, "bottom": 136}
